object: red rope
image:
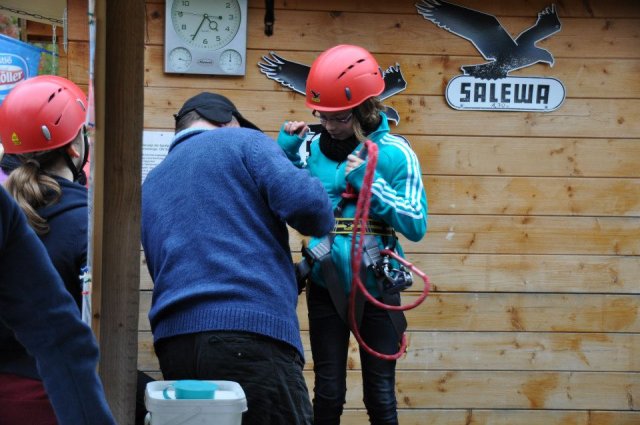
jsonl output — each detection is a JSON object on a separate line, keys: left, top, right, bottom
{"left": 348, "top": 140, "right": 431, "bottom": 360}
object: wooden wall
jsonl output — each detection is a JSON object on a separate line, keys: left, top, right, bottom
{"left": 82, "top": 0, "right": 638, "bottom": 423}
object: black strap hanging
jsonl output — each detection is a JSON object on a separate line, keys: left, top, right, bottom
{"left": 264, "top": 0, "right": 275, "bottom": 36}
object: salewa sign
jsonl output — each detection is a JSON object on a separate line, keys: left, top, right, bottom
{"left": 447, "top": 76, "right": 565, "bottom": 111}
{"left": 416, "top": 0, "right": 566, "bottom": 112}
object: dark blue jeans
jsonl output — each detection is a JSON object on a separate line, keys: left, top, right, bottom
{"left": 155, "top": 331, "right": 313, "bottom": 425}
{"left": 308, "top": 284, "right": 400, "bottom": 425}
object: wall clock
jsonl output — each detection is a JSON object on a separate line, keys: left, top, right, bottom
{"left": 165, "top": 0, "right": 248, "bottom": 75}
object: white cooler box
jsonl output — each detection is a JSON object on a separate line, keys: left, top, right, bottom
{"left": 145, "top": 380, "right": 247, "bottom": 425}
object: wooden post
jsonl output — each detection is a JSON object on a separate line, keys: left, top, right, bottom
{"left": 92, "top": 0, "right": 144, "bottom": 423}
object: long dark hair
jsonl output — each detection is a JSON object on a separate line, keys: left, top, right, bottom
{"left": 352, "top": 97, "right": 384, "bottom": 142}
{"left": 4, "top": 149, "right": 65, "bottom": 235}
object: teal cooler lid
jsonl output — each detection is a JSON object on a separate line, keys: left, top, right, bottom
{"left": 166, "top": 380, "right": 218, "bottom": 399}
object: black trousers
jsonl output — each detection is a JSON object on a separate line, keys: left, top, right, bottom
{"left": 308, "top": 284, "right": 400, "bottom": 425}
{"left": 155, "top": 331, "right": 313, "bottom": 425}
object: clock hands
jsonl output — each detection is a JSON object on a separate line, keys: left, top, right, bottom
{"left": 190, "top": 14, "right": 224, "bottom": 40}
{"left": 191, "top": 14, "right": 208, "bottom": 40}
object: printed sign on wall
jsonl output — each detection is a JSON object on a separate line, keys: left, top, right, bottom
{"left": 416, "top": 1, "right": 566, "bottom": 112}
{"left": 0, "top": 34, "right": 43, "bottom": 105}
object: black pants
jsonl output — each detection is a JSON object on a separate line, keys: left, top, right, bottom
{"left": 308, "top": 284, "right": 400, "bottom": 425}
{"left": 155, "top": 331, "right": 313, "bottom": 425}
{"left": 136, "top": 371, "right": 155, "bottom": 425}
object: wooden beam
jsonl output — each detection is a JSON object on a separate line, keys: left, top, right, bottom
{"left": 93, "top": 0, "right": 144, "bottom": 423}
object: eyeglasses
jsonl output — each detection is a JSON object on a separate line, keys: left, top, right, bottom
{"left": 312, "top": 110, "right": 353, "bottom": 125}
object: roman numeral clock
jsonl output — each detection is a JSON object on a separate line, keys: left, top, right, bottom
{"left": 165, "top": 0, "right": 248, "bottom": 75}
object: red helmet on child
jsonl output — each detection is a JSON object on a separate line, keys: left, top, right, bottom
{"left": 305, "top": 45, "right": 385, "bottom": 112}
{"left": 0, "top": 75, "right": 87, "bottom": 154}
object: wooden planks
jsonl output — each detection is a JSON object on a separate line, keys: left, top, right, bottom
{"left": 142, "top": 46, "right": 640, "bottom": 99}
{"left": 252, "top": 0, "right": 640, "bottom": 19}
{"left": 145, "top": 0, "right": 640, "bottom": 18}
{"left": 143, "top": 88, "right": 640, "bottom": 138}
{"left": 137, "top": 327, "right": 640, "bottom": 410}
{"left": 135, "top": 0, "right": 640, "bottom": 423}
{"left": 138, "top": 291, "right": 640, "bottom": 334}
{"left": 411, "top": 136, "right": 640, "bottom": 178}
{"left": 141, "top": 252, "right": 640, "bottom": 293}
{"left": 143, "top": 3, "right": 640, "bottom": 59}
{"left": 138, "top": 330, "right": 640, "bottom": 372}
{"left": 338, "top": 410, "right": 640, "bottom": 425}
{"left": 425, "top": 176, "right": 640, "bottom": 216}
{"left": 281, "top": 215, "right": 640, "bottom": 255}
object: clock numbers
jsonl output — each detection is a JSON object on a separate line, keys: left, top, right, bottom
{"left": 171, "top": 0, "right": 241, "bottom": 50}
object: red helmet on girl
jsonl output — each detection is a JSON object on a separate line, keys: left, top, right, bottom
{"left": 0, "top": 75, "right": 87, "bottom": 154}
{"left": 305, "top": 45, "right": 385, "bottom": 112}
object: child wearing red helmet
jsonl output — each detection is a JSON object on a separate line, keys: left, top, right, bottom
{"left": 278, "top": 45, "right": 428, "bottom": 425}
{"left": 0, "top": 75, "right": 92, "bottom": 424}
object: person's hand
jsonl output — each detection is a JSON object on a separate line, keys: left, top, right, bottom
{"left": 283, "top": 121, "right": 309, "bottom": 138}
{"left": 345, "top": 154, "right": 365, "bottom": 175}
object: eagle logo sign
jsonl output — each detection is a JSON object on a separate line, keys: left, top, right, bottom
{"left": 416, "top": 0, "right": 566, "bottom": 112}
{"left": 258, "top": 52, "right": 407, "bottom": 127}
{"left": 416, "top": 0, "right": 561, "bottom": 79}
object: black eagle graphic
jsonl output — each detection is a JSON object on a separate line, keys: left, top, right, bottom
{"left": 416, "top": 0, "right": 561, "bottom": 79}
{"left": 258, "top": 52, "right": 407, "bottom": 124}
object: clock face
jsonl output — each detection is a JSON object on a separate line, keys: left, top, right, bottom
{"left": 219, "top": 49, "right": 243, "bottom": 74}
{"left": 168, "top": 47, "right": 192, "bottom": 72}
{"left": 171, "top": 0, "right": 242, "bottom": 51}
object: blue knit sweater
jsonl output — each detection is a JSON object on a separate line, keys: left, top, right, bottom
{"left": 141, "top": 127, "right": 334, "bottom": 359}
{"left": 0, "top": 187, "right": 114, "bottom": 425}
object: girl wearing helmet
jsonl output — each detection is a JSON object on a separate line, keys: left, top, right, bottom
{"left": 278, "top": 45, "right": 428, "bottom": 425}
{"left": 0, "top": 75, "right": 91, "bottom": 424}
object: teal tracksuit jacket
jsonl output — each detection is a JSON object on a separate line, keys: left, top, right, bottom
{"left": 278, "top": 112, "right": 428, "bottom": 295}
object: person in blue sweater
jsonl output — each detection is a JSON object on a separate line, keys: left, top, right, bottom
{"left": 0, "top": 185, "right": 115, "bottom": 425}
{"left": 141, "top": 92, "right": 335, "bottom": 425}
{"left": 278, "top": 45, "right": 428, "bottom": 425}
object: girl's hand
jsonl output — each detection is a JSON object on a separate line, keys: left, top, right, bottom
{"left": 284, "top": 121, "right": 309, "bottom": 138}
{"left": 345, "top": 154, "right": 365, "bottom": 175}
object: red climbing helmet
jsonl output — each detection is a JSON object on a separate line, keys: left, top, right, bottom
{"left": 305, "top": 44, "right": 385, "bottom": 112}
{"left": 0, "top": 75, "right": 87, "bottom": 154}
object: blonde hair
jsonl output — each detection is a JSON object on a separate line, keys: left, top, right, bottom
{"left": 4, "top": 150, "right": 63, "bottom": 235}
{"left": 352, "top": 97, "right": 385, "bottom": 142}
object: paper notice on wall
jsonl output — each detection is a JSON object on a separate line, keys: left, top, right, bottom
{"left": 142, "top": 130, "right": 174, "bottom": 184}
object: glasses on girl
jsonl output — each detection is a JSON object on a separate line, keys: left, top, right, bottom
{"left": 312, "top": 110, "right": 353, "bottom": 125}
